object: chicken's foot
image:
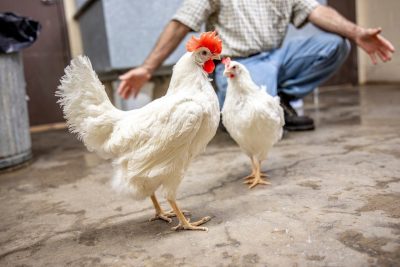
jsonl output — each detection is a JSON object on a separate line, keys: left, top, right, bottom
{"left": 149, "top": 195, "right": 190, "bottom": 223}
{"left": 243, "top": 158, "right": 271, "bottom": 189}
{"left": 149, "top": 195, "right": 175, "bottom": 223}
{"left": 243, "top": 156, "right": 268, "bottom": 180}
{"left": 168, "top": 199, "right": 210, "bottom": 231}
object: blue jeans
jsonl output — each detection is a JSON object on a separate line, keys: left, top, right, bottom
{"left": 215, "top": 32, "right": 351, "bottom": 107}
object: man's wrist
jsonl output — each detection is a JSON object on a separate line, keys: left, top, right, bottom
{"left": 141, "top": 63, "right": 155, "bottom": 77}
{"left": 351, "top": 25, "right": 365, "bottom": 44}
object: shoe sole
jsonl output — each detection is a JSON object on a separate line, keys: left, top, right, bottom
{"left": 284, "top": 125, "right": 315, "bottom": 131}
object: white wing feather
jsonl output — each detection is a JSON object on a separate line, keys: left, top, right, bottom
{"left": 108, "top": 96, "right": 204, "bottom": 177}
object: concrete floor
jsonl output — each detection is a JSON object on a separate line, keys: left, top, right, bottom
{"left": 0, "top": 85, "right": 399, "bottom": 267}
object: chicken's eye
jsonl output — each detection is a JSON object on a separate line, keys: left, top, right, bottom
{"left": 232, "top": 66, "right": 236, "bottom": 69}
{"left": 201, "top": 51, "right": 208, "bottom": 56}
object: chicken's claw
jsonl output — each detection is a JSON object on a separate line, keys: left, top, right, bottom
{"left": 171, "top": 216, "right": 211, "bottom": 231}
{"left": 149, "top": 212, "right": 173, "bottom": 223}
{"left": 150, "top": 209, "right": 191, "bottom": 223}
{"left": 246, "top": 177, "right": 271, "bottom": 189}
{"left": 243, "top": 172, "right": 268, "bottom": 180}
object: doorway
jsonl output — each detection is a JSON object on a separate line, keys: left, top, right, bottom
{"left": 325, "top": 0, "right": 358, "bottom": 85}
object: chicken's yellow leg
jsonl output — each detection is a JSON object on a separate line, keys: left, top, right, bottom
{"left": 243, "top": 157, "right": 257, "bottom": 180}
{"left": 168, "top": 199, "right": 210, "bottom": 231}
{"left": 244, "top": 158, "right": 271, "bottom": 189}
{"left": 243, "top": 156, "right": 268, "bottom": 180}
{"left": 149, "top": 194, "right": 175, "bottom": 223}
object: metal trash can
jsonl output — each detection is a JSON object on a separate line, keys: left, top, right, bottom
{"left": 0, "top": 12, "right": 40, "bottom": 169}
{"left": 0, "top": 52, "right": 32, "bottom": 169}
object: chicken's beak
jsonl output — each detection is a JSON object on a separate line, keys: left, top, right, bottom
{"left": 222, "top": 57, "right": 234, "bottom": 78}
{"left": 212, "top": 54, "right": 221, "bottom": 60}
{"left": 223, "top": 67, "right": 232, "bottom": 77}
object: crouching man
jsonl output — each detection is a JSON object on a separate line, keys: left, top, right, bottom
{"left": 118, "top": 0, "right": 394, "bottom": 131}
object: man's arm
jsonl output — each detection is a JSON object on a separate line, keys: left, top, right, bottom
{"left": 118, "top": 20, "right": 191, "bottom": 99}
{"left": 308, "top": 5, "right": 395, "bottom": 64}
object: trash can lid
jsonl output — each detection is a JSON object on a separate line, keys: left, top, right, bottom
{"left": 0, "top": 12, "right": 41, "bottom": 54}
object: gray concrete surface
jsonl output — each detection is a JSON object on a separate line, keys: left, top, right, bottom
{"left": 0, "top": 85, "right": 399, "bottom": 266}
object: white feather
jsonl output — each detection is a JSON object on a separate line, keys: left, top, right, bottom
{"left": 57, "top": 54, "right": 220, "bottom": 200}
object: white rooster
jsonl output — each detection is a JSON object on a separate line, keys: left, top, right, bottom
{"left": 221, "top": 57, "right": 284, "bottom": 189}
{"left": 57, "top": 32, "right": 222, "bottom": 231}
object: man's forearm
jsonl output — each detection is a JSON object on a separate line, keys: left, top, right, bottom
{"left": 308, "top": 5, "right": 361, "bottom": 41}
{"left": 142, "top": 20, "right": 191, "bottom": 74}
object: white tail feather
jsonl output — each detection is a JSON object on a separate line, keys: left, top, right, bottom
{"left": 56, "top": 56, "right": 122, "bottom": 158}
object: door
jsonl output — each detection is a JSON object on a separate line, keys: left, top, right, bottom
{"left": 325, "top": 0, "right": 358, "bottom": 85}
{"left": 0, "top": 0, "right": 70, "bottom": 126}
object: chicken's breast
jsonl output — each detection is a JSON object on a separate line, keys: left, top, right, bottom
{"left": 222, "top": 90, "right": 283, "bottom": 161}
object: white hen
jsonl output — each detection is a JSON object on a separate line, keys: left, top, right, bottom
{"left": 221, "top": 58, "right": 284, "bottom": 189}
{"left": 57, "top": 32, "right": 222, "bottom": 231}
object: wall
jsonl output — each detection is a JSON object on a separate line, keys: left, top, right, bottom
{"left": 102, "top": 0, "right": 189, "bottom": 70}
{"left": 357, "top": 0, "right": 400, "bottom": 83}
{"left": 74, "top": 0, "right": 189, "bottom": 71}
{"left": 78, "top": 0, "right": 111, "bottom": 71}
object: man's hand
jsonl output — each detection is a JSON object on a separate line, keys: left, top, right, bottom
{"left": 117, "top": 67, "right": 152, "bottom": 99}
{"left": 355, "top": 27, "right": 395, "bottom": 64}
{"left": 309, "top": 5, "right": 395, "bottom": 65}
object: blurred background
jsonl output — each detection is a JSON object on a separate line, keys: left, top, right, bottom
{"left": 0, "top": 2, "right": 400, "bottom": 265}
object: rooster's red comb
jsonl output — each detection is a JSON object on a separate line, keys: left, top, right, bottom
{"left": 186, "top": 31, "right": 222, "bottom": 54}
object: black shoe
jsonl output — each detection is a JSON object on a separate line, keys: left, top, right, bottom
{"left": 279, "top": 94, "right": 315, "bottom": 131}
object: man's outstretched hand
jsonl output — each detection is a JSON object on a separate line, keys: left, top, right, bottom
{"left": 117, "top": 67, "right": 152, "bottom": 99}
{"left": 355, "top": 27, "right": 395, "bottom": 65}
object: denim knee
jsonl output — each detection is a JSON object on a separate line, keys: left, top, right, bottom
{"left": 333, "top": 36, "right": 351, "bottom": 62}
{"left": 318, "top": 33, "right": 351, "bottom": 61}
{"left": 340, "top": 38, "right": 351, "bottom": 60}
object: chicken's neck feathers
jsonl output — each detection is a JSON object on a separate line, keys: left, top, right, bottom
{"left": 226, "top": 70, "right": 259, "bottom": 100}
{"left": 167, "top": 53, "right": 209, "bottom": 94}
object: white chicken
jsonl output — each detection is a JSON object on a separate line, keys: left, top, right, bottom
{"left": 221, "top": 57, "right": 284, "bottom": 189}
{"left": 57, "top": 32, "right": 222, "bottom": 231}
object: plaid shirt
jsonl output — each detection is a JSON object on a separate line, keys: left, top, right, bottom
{"left": 173, "top": 0, "right": 319, "bottom": 57}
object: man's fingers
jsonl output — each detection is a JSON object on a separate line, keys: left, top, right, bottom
{"left": 369, "top": 53, "right": 378, "bottom": 65}
{"left": 117, "top": 81, "right": 126, "bottom": 94}
{"left": 377, "top": 50, "right": 388, "bottom": 62}
{"left": 119, "top": 84, "right": 131, "bottom": 99}
{"left": 117, "top": 85, "right": 122, "bottom": 94}
{"left": 122, "top": 90, "right": 129, "bottom": 99}
{"left": 119, "top": 74, "right": 128, "bottom": 80}
{"left": 119, "top": 86, "right": 127, "bottom": 99}
{"left": 369, "top": 27, "right": 382, "bottom": 36}
{"left": 118, "top": 81, "right": 139, "bottom": 99}
{"left": 379, "top": 47, "right": 392, "bottom": 61}
{"left": 118, "top": 82, "right": 128, "bottom": 95}
{"left": 376, "top": 48, "right": 389, "bottom": 62}
{"left": 377, "top": 35, "right": 395, "bottom": 52}
{"left": 121, "top": 88, "right": 130, "bottom": 99}
{"left": 124, "top": 86, "right": 134, "bottom": 99}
